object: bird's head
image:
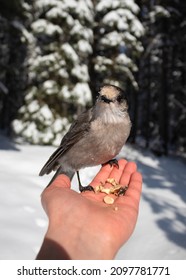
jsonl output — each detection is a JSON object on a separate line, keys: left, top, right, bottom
{"left": 97, "top": 84, "right": 128, "bottom": 112}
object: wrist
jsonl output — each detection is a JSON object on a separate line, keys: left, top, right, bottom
{"left": 37, "top": 223, "right": 116, "bottom": 260}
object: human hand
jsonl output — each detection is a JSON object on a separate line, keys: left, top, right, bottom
{"left": 36, "top": 159, "right": 142, "bottom": 260}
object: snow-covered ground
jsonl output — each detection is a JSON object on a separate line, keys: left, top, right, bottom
{"left": 0, "top": 133, "right": 186, "bottom": 260}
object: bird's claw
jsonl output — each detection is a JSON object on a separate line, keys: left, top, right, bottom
{"left": 117, "top": 186, "right": 128, "bottom": 196}
{"left": 79, "top": 185, "right": 95, "bottom": 193}
{"left": 103, "top": 158, "right": 119, "bottom": 169}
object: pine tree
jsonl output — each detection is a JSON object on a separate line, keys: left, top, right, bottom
{"left": 89, "top": 0, "right": 144, "bottom": 99}
{"left": 13, "top": 0, "right": 93, "bottom": 145}
{"left": 137, "top": 0, "right": 186, "bottom": 154}
{"left": 12, "top": 0, "right": 144, "bottom": 145}
{"left": 0, "top": 0, "right": 28, "bottom": 133}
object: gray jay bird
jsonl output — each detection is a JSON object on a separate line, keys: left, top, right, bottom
{"left": 39, "top": 84, "right": 131, "bottom": 191}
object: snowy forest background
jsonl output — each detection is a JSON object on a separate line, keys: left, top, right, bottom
{"left": 0, "top": 0, "right": 186, "bottom": 156}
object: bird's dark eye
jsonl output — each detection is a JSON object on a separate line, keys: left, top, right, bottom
{"left": 116, "top": 95, "right": 123, "bottom": 102}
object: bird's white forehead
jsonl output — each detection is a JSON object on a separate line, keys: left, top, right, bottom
{"left": 100, "top": 85, "right": 120, "bottom": 99}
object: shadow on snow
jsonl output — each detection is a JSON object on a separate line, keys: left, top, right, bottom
{"left": 124, "top": 145, "right": 186, "bottom": 250}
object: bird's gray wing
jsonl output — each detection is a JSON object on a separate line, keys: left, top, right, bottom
{"left": 39, "top": 108, "right": 93, "bottom": 176}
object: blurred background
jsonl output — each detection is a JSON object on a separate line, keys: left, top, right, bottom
{"left": 0, "top": 0, "right": 186, "bottom": 260}
{"left": 0, "top": 0, "right": 186, "bottom": 154}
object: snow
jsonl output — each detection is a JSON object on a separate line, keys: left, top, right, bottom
{"left": 0, "top": 133, "right": 185, "bottom": 260}
{"left": 96, "top": 0, "right": 139, "bottom": 14}
{"left": 100, "top": 31, "right": 123, "bottom": 47}
{"left": 102, "top": 8, "right": 143, "bottom": 37}
{"left": 58, "top": 68, "right": 69, "bottom": 79}
{"left": 40, "top": 129, "right": 53, "bottom": 144}
{"left": 150, "top": 5, "right": 171, "bottom": 23}
{"left": 70, "top": 23, "right": 93, "bottom": 41}
{"left": 11, "top": 20, "right": 33, "bottom": 43}
{"left": 31, "top": 53, "right": 61, "bottom": 69}
{"left": 77, "top": 40, "right": 92, "bottom": 54}
{"left": 71, "top": 65, "right": 89, "bottom": 82}
{"left": 95, "top": 56, "right": 112, "bottom": 72}
{"left": 102, "top": 10, "right": 128, "bottom": 30}
{"left": 22, "top": 122, "right": 39, "bottom": 141}
{"left": 60, "top": 85, "right": 72, "bottom": 100}
{"left": 27, "top": 100, "right": 40, "bottom": 113}
{"left": 31, "top": 19, "right": 62, "bottom": 36}
{"left": 61, "top": 83, "right": 92, "bottom": 105}
{"left": 52, "top": 118, "right": 68, "bottom": 133}
{"left": 43, "top": 80, "right": 58, "bottom": 95}
{"left": 72, "top": 83, "right": 92, "bottom": 105}
{"left": 46, "top": 7, "right": 63, "bottom": 19}
{"left": 39, "top": 105, "right": 53, "bottom": 120}
{"left": 154, "top": 5, "right": 171, "bottom": 18}
{"left": 131, "top": 18, "right": 144, "bottom": 37}
{"left": 12, "top": 120, "right": 24, "bottom": 134}
{"left": 61, "top": 43, "right": 79, "bottom": 63}
{"left": 73, "top": 0, "right": 93, "bottom": 22}
{"left": 116, "top": 53, "right": 133, "bottom": 66}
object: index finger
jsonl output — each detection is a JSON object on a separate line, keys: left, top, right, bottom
{"left": 117, "top": 171, "right": 142, "bottom": 210}
{"left": 127, "top": 171, "right": 142, "bottom": 201}
{"left": 89, "top": 164, "right": 113, "bottom": 188}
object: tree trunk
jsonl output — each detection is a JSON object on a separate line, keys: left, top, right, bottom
{"left": 159, "top": 22, "right": 169, "bottom": 155}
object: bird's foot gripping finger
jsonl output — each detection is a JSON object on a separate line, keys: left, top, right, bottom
{"left": 102, "top": 158, "right": 119, "bottom": 169}
{"left": 79, "top": 185, "right": 95, "bottom": 193}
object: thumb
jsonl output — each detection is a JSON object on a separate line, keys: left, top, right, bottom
{"left": 49, "top": 174, "right": 71, "bottom": 189}
{"left": 41, "top": 174, "right": 71, "bottom": 214}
